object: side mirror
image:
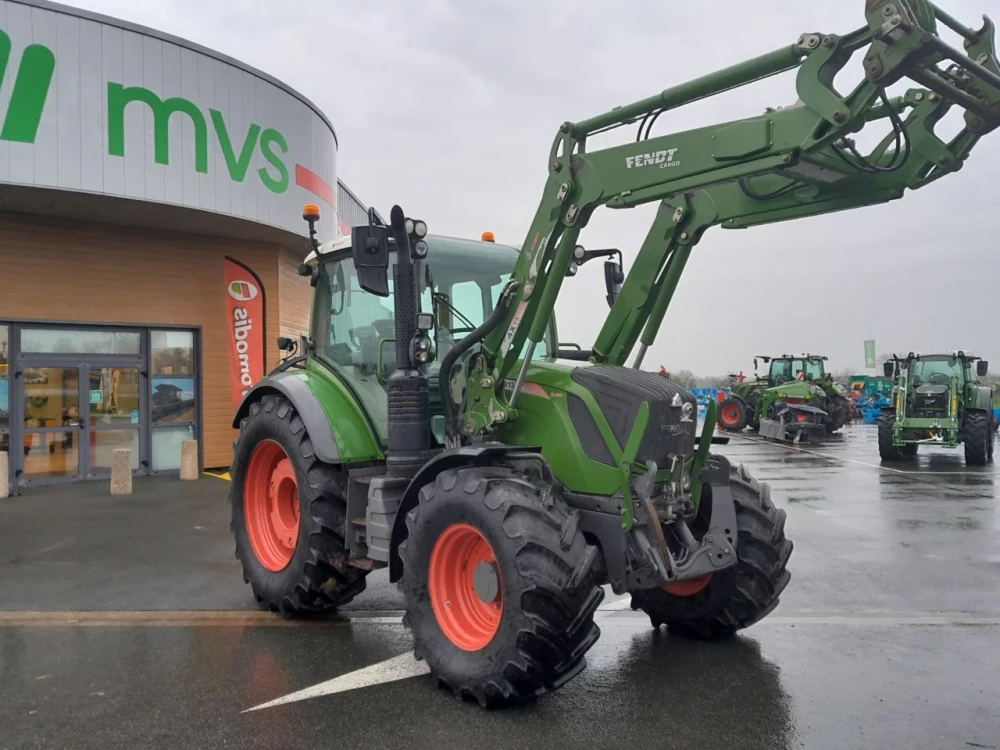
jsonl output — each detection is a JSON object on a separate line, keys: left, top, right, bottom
{"left": 604, "top": 260, "right": 624, "bottom": 307}
{"left": 978, "top": 360, "right": 989, "bottom": 377}
{"left": 350, "top": 224, "right": 391, "bottom": 297}
{"left": 566, "top": 246, "right": 624, "bottom": 307}
{"left": 277, "top": 336, "right": 296, "bottom": 353}
{"left": 883, "top": 361, "right": 894, "bottom": 378}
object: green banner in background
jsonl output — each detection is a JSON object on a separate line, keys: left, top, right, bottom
{"left": 864, "top": 340, "right": 877, "bottom": 369}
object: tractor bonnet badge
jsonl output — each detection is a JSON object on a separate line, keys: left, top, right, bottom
{"left": 681, "top": 402, "right": 694, "bottom": 423}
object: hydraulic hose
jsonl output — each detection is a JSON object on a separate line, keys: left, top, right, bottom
{"left": 439, "top": 285, "right": 516, "bottom": 442}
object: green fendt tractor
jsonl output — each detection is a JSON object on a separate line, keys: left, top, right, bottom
{"left": 228, "top": 2, "right": 999, "bottom": 707}
{"left": 720, "top": 355, "right": 850, "bottom": 439}
{"left": 878, "top": 351, "right": 995, "bottom": 464}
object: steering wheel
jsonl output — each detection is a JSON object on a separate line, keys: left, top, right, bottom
{"left": 927, "top": 373, "right": 951, "bottom": 386}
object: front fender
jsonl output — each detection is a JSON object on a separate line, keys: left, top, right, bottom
{"left": 975, "top": 386, "right": 993, "bottom": 412}
{"left": 387, "top": 443, "right": 543, "bottom": 582}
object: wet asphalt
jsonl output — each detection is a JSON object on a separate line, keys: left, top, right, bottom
{"left": 1, "top": 422, "right": 998, "bottom": 749}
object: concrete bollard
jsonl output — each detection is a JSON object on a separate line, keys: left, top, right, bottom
{"left": 0, "top": 452, "right": 9, "bottom": 499}
{"left": 110, "top": 449, "right": 132, "bottom": 495}
{"left": 180, "top": 440, "right": 198, "bottom": 481}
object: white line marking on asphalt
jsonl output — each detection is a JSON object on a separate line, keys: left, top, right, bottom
{"left": 242, "top": 652, "right": 430, "bottom": 713}
{"left": 599, "top": 597, "right": 634, "bottom": 611}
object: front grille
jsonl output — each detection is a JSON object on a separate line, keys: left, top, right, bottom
{"left": 912, "top": 386, "right": 949, "bottom": 418}
{"left": 570, "top": 366, "right": 697, "bottom": 464}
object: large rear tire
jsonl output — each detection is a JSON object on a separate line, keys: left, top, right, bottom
{"left": 399, "top": 466, "right": 604, "bottom": 707}
{"left": 878, "top": 413, "right": 903, "bottom": 461}
{"left": 229, "top": 393, "right": 368, "bottom": 616}
{"left": 718, "top": 397, "right": 748, "bottom": 432}
{"left": 629, "top": 463, "right": 792, "bottom": 639}
{"left": 963, "top": 411, "right": 991, "bottom": 467}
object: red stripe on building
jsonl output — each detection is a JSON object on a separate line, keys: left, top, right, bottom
{"left": 295, "top": 164, "right": 335, "bottom": 207}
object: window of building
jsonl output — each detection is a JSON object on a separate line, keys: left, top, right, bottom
{"left": 150, "top": 330, "right": 198, "bottom": 471}
{"left": 21, "top": 328, "right": 140, "bottom": 355}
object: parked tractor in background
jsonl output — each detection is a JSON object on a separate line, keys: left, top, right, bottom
{"left": 227, "top": 2, "right": 999, "bottom": 708}
{"left": 719, "top": 355, "right": 848, "bottom": 439}
{"left": 878, "top": 352, "right": 995, "bottom": 465}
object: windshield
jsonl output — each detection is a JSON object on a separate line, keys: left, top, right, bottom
{"left": 909, "top": 356, "right": 963, "bottom": 387}
{"left": 796, "top": 359, "right": 825, "bottom": 381}
{"left": 312, "top": 238, "right": 552, "bottom": 443}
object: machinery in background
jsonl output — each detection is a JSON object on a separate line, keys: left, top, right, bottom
{"left": 719, "top": 354, "right": 850, "bottom": 441}
{"left": 878, "top": 351, "right": 995, "bottom": 465}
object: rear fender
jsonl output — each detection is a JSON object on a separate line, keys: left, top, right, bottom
{"left": 232, "top": 370, "right": 382, "bottom": 465}
{"left": 387, "top": 443, "right": 545, "bottom": 582}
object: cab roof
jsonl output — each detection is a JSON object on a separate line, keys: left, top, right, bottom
{"left": 898, "top": 350, "right": 981, "bottom": 360}
{"left": 303, "top": 233, "right": 520, "bottom": 266}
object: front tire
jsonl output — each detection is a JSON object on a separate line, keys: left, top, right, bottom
{"left": 964, "top": 411, "right": 992, "bottom": 466}
{"left": 399, "top": 466, "right": 604, "bottom": 707}
{"left": 878, "top": 413, "right": 903, "bottom": 461}
{"left": 229, "top": 394, "right": 368, "bottom": 616}
{"left": 629, "top": 463, "right": 793, "bottom": 639}
{"left": 825, "top": 395, "right": 849, "bottom": 433}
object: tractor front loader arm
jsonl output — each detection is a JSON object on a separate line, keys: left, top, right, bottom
{"left": 457, "top": 1, "right": 999, "bottom": 439}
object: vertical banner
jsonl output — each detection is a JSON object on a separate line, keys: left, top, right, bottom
{"left": 864, "top": 339, "right": 877, "bottom": 370}
{"left": 225, "top": 258, "right": 266, "bottom": 412}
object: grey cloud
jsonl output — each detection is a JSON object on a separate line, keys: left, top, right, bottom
{"left": 63, "top": 0, "right": 1000, "bottom": 374}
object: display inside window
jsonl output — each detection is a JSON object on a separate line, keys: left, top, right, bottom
{"left": 23, "top": 368, "right": 79, "bottom": 429}
{"left": 151, "top": 331, "right": 194, "bottom": 377}
{"left": 151, "top": 378, "right": 196, "bottom": 424}
{"left": 89, "top": 368, "right": 140, "bottom": 426}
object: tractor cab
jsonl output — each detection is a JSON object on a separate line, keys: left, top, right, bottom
{"left": 764, "top": 355, "right": 827, "bottom": 387}
{"left": 300, "top": 225, "right": 555, "bottom": 446}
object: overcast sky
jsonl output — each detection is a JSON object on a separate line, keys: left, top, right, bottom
{"left": 65, "top": 0, "right": 1000, "bottom": 376}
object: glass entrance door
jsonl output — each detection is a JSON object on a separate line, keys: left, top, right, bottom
{"left": 18, "top": 364, "right": 146, "bottom": 482}
{"left": 86, "top": 366, "right": 142, "bottom": 475}
{"left": 22, "top": 367, "right": 83, "bottom": 480}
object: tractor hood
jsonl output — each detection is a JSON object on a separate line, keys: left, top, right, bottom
{"left": 767, "top": 381, "right": 824, "bottom": 402}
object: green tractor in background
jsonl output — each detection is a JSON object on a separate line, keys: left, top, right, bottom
{"left": 719, "top": 355, "right": 850, "bottom": 439}
{"left": 878, "top": 352, "right": 995, "bottom": 465}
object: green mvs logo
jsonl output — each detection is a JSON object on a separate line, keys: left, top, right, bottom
{"left": 1, "top": 27, "right": 330, "bottom": 201}
{"left": 0, "top": 29, "right": 54, "bottom": 143}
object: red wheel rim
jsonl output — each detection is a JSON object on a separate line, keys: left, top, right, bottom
{"left": 428, "top": 523, "right": 503, "bottom": 651}
{"left": 721, "top": 404, "right": 741, "bottom": 425}
{"left": 244, "top": 440, "right": 300, "bottom": 572}
{"left": 664, "top": 574, "right": 712, "bottom": 597}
